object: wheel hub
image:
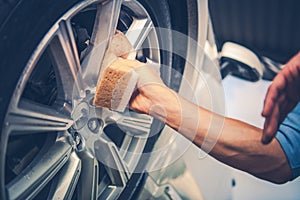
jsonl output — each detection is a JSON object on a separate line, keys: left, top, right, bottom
{"left": 70, "top": 92, "right": 107, "bottom": 152}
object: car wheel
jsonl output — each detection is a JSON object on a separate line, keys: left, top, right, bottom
{"left": 0, "top": 0, "right": 199, "bottom": 199}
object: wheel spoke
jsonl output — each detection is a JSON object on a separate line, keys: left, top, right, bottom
{"left": 6, "top": 100, "right": 73, "bottom": 135}
{"left": 82, "top": 0, "right": 123, "bottom": 86}
{"left": 110, "top": 112, "right": 152, "bottom": 169}
{"left": 94, "top": 137, "right": 129, "bottom": 186}
{"left": 76, "top": 150, "right": 99, "bottom": 200}
{"left": 48, "top": 20, "right": 84, "bottom": 101}
{"left": 123, "top": 136, "right": 148, "bottom": 170}
{"left": 119, "top": 134, "right": 132, "bottom": 158}
{"left": 48, "top": 152, "right": 81, "bottom": 200}
{"left": 116, "top": 112, "right": 153, "bottom": 135}
{"left": 125, "top": 18, "right": 153, "bottom": 50}
{"left": 6, "top": 140, "right": 72, "bottom": 200}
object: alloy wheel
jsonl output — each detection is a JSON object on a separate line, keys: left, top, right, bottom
{"left": 1, "top": 0, "right": 165, "bottom": 199}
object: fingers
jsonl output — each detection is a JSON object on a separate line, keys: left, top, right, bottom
{"left": 261, "top": 53, "right": 300, "bottom": 144}
{"left": 262, "top": 73, "right": 286, "bottom": 117}
{"left": 262, "top": 103, "right": 280, "bottom": 144}
{"left": 261, "top": 60, "right": 300, "bottom": 144}
{"left": 129, "top": 91, "right": 150, "bottom": 114}
{"left": 261, "top": 75, "right": 285, "bottom": 144}
{"left": 262, "top": 85, "right": 278, "bottom": 117}
{"left": 262, "top": 88, "right": 275, "bottom": 117}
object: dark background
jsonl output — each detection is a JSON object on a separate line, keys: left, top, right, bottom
{"left": 209, "top": 0, "right": 300, "bottom": 63}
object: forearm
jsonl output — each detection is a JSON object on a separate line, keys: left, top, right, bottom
{"left": 212, "top": 117, "right": 292, "bottom": 183}
{"left": 150, "top": 88, "right": 292, "bottom": 183}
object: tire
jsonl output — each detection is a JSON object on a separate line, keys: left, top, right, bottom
{"left": 0, "top": 0, "right": 195, "bottom": 199}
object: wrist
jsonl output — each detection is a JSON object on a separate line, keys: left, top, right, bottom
{"left": 149, "top": 89, "right": 203, "bottom": 143}
{"left": 147, "top": 87, "right": 182, "bottom": 129}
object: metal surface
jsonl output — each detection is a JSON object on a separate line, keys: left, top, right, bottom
{"left": 47, "top": 152, "right": 81, "bottom": 200}
{"left": 0, "top": 0, "right": 162, "bottom": 199}
{"left": 6, "top": 140, "right": 72, "bottom": 199}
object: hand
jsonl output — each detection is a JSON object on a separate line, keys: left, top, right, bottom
{"left": 129, "top": 63, "right": 182, "bottom": 125}
{"left": 129, "top": 64, "right": 169, "bottom": 112}
{"left": 262, "top": 52, "right": 300, "bottom": 144}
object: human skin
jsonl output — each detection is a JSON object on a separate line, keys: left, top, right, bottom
{"left": 125, "top": 61, "right": 293, "bottom": 184}
{"left": 262, "top": 52, "right": 300, "bottom": 144}
{"left": 103, "top": 35, "right": 298, "bottom": 183}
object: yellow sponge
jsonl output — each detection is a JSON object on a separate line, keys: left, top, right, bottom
{"left": 93, "top": 58, "right": 144, "bottom": 112}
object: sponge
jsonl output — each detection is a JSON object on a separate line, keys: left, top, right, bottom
{"left": 93, "top": 58, "right": 144, "bottom": 112}
{"left": 93, "top": 30, "right": 147, "bottom": 112}
{"left": 100, "top": 30, "right": 136, "bottom": 72}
